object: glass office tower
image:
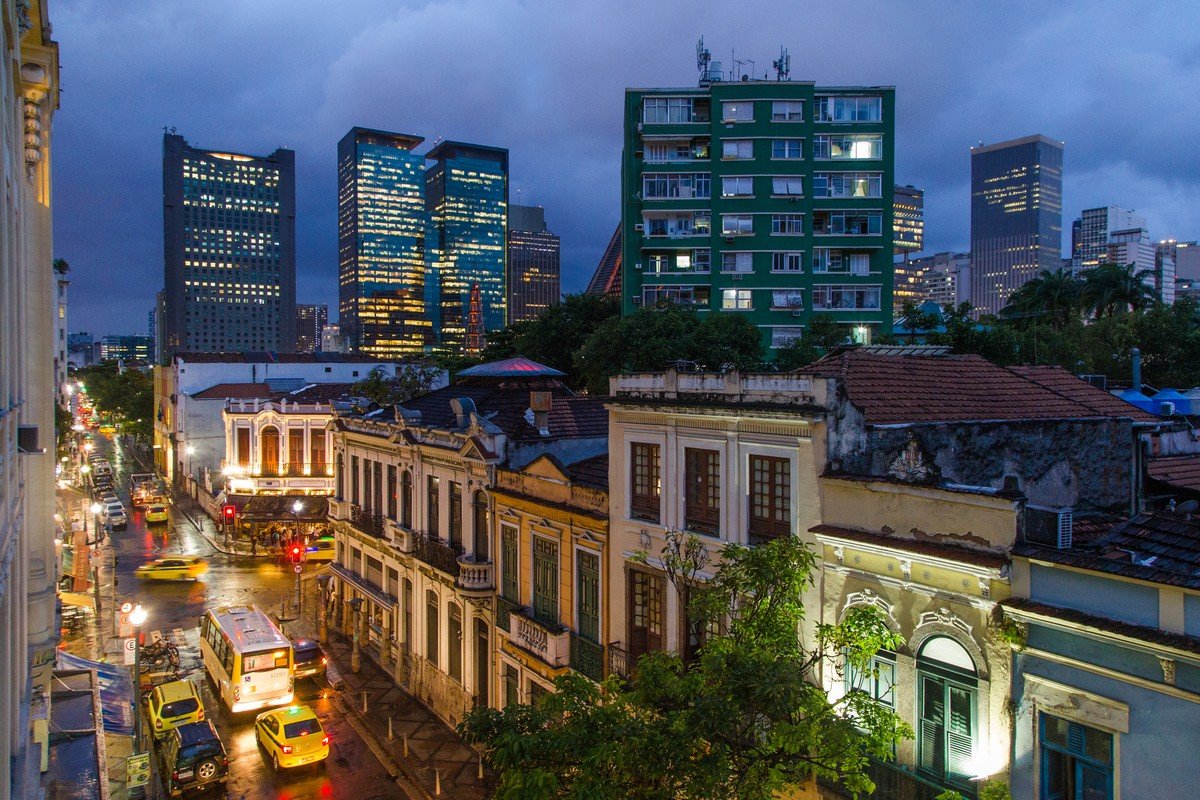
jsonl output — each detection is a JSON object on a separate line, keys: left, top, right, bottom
{"left": 507, "top": 204, "right": 561, "bottom": 323}
{"left": 162, "top": 133, "right": 296, "bottom": 359}
{"left": 338, "top": 127, "right": 432, "bottom": 356}
{"left": 969, "top": 135, "right": 1063, "bottom": 316}
{"left": 425, "top": 141, "right": 508, "bottom": 353}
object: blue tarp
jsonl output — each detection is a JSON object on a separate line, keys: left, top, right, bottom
{"left": 56, "top": 650, "right": 135, "bottom": 735}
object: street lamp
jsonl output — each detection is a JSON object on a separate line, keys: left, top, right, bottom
{"left": 287, "top": 499, "right": 305, "bottom": 613}
{"left": 129, "top": 603, "right": 148, "bottom": 755}
{"left": 89, "top": 502, "right": 103, "bottom": 543}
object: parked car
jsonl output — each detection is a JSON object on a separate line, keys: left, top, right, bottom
{"left": 106, "top": 505, "right": 128, "bottom": 529}
{"left": 254, "top": 705, "right": 329, "bottom": 770}
{"left": 146, "top": 679, "right": 204, "bottom": 739}
{"left": 291, "top": 639, "right": 326, "bottom": 681}
{"left": 157, "top": 720, "right": 228, "bottom": 797}
{"left": 135, "top": 556, "right": 208, "bottom": 582}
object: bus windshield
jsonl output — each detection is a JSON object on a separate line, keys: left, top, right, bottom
{"left": 242, "top": 650, "right": 289, "bottom": 673}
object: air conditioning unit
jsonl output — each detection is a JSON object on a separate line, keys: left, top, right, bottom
{"left": 633, "top": 224, "right": 644, "bottom": 232}
{"left": 724, "top": 236, "right": 735, "bottom": 244}
{"left": 789, "top": 197, "right": 800, "bottom": 203}
{"left": 791, "top": 310, "right": 803, "bottom": 317}
{"left": 634, "top": 150, "right": 644, "bottom": 158}
{"left": 732, "top": 274, "right": 743, "bottom": 281}
{"left": 634, "top": 262, "right": 644, "bottom": 271}
{"left": 636, "top": 122, "right": 644, "bottom": 132}
{"left": 1025, "top": 506, "right": 1073, "bottom": 549}
{"left": 631, "top": 297, "right": 642, "bottom": 306}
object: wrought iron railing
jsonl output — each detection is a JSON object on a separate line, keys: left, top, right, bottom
{"left": 496, "top": 597, "right": 519, "bottom": 634}
{"left": 350, "top": 504, "right": 386, "bottom": 539}
{"left": 411, "top": 532, "right": 462, "bottom": 577}
{"left": 607, "top": 641, "right": 631, "bottom": 679}
{"left": 818, "top": 759, "right": 970, "bottom": 800}
{"left": 570, "top": 634, "right": 604, "bottom": 682}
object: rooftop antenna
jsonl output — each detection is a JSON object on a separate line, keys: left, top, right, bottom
{"left": 696, "top": 36, "right": 711, "bottom": 84}
{"left": 773, "top": 46, "right": 790, "bottom": 81}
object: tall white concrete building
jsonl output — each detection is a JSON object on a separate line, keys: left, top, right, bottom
{"left": 1, "top": 1, "right": 61, "bottom": 795}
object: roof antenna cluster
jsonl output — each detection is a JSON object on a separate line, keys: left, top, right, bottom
{"left": 773, "top": 46, "right": 791, "bottom": 81}
{"left": 696, "top": 36, "right": 712, "bottom": 84}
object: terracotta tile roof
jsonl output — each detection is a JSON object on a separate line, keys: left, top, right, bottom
{"left": 1014, "top": 512, "right": 1200, "bottom": 590}
{"left": 191, "top": 382, "right": 280, "bottom": 400}
{"left": 803, "top": 350, "right": 1158, "bottom": 426}
{"left": 394, "top": 382, "right": 608, "bottom": 443}
{"left": 1001, "top": 597, "right": 1200, "bottom": 656}
{"left": 567, "top": 454, "right": 609, "bottom": 491}
{"left": 1147, "top": 455, "right": 1200, "bottom": 493}
{"left": 810, "top": 524, "right": 1009, "bottom": 569}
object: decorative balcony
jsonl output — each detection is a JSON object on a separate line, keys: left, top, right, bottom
{"left": 569, "top": 634, "right": 604, "bottom": 682}
{"left": 455, "top": 556, "right": 494, "bottom": 595}
{"left": 349, "top": 504, "right": 385, "bottom": 539}
{"left": 412, "top": 532, "right": 462, "bottom": 578}
{"left": 383, "top": 519, "right": 412, "bottom": 553}
{"left": 512, "top": 612, "right": 570, "bottom": 669}
{"left": 328, "top": 498, "right": 350, "bottom": 521}
{"left": 496, "top": 596, "right": 519, "bottom": 634}
{"left": 607, "top": 641, "right": 631, "bottom": 679}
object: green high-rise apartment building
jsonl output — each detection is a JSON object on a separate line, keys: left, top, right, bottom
{"left": 621, "top": 77, "right": 895, "bottom": 349}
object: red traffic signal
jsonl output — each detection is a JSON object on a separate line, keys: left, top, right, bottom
{"left": 289, "top": 543, "right": 304, "bottom": 563}
{"left": 222, "top": 504, "right": 237, "bottom": 522}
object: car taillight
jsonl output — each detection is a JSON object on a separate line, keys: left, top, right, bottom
{"left": 282, "top": 745, "right": 292, "bottom": 754}
{"left": 172, "top": 771, "right": 180, "bottom": 781}
{"left": 321, "top": 735, "right": 329, "bottom": 746}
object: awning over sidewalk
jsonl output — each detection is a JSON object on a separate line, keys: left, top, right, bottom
{"left": 44, "top": 668, "right": 109, "bottom": 800}
{"left": 56, "top": 651, "right": 134, "bottom": 736}
{"left": 58, "top": 592, "right": 96, "bottom": 610}
{"left": 239, "top": 495, "right": 329, "bottom": 523}
{"left": 331, "top": 563, "right": 397, "bottom": 609}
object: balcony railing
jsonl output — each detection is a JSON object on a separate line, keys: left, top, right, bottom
{"left": 328, "top": 498, "right": 349, "bottom": 521}
{"left": 608, "top": 641, "right": 631, "bottom": 679}
{"left": 349, "top": 504, "right": 386, "bottom": 539}
{"left": 496, "top": 596, "right": 519, "bottom": 634}
{"left": 456, "top": 556, "right": 494, "bottom": 593}
{"left": 383, "top": 519, "right": 412, "bottom": 553}
{"left": 412, "top": 532, "right": 462, "bottom": 577}
{"left": 818, "top": 759, "right": 969, "bottom": 800}
{"left": 513, "top": 612, "right": 570, "bottom": 669}
{"left": 570, "top": 634, "right": 604, "bottom": 682}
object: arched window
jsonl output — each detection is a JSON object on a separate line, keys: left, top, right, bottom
{"left": 260, "top": 425, "right": 280, "bottom": 475}
{"left": 472, "top": 491, "right": 489, "bottom": 560}
{"left": 916, "top": 636, "right": 978, "bottom": 790}
{"left": 400, "top": 470, "right": 413, "bottom": 528}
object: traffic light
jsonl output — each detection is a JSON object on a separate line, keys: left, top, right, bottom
{"left": 221, "top": 505, "right": 236, "bottom": 524}
{"left": 289, "top": 542, "right": 304, "bottom": 563}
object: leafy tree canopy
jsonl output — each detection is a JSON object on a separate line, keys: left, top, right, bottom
{"left": 460, "top": 534, "right": 910, "bottom": 800}
{"left": 351, "top": 363, "right": 443, "bottom": 407}
{"left": 72, "top": 362, "right": 154, "bottom": 443}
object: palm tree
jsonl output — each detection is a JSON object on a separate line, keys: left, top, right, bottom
{"left": 1000, "top": 268, "right": 1081, "bottom": 329}
{"left": 1079, "top": 262, "right": 1159, "bottom": 318}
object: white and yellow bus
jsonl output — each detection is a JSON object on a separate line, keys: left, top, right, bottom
{"left": 199, "top": 605, "right": 294, "bottom": 713}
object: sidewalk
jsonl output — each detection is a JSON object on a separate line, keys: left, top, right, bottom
{"left": 284, "top": 575, "right": 495, "bottom": 800}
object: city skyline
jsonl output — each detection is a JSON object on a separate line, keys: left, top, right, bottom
{"left": 50, "top": 0, "right": 1200, "bottom": 335}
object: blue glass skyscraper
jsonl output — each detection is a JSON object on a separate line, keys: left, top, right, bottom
{"left": 338, "top": 128, "right": 432, "bottom": 356}
{"left": 424, "top": 141, "right": 508, "bottom": 354}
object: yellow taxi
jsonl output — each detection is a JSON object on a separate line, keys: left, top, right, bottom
{"left": 254, "top": 705, "right": 329, "bottom": 770}
{"left": 145, "top": 504, "right": 170, "bottom": 524}
{"left": 305, "top": 537, "right": 336, "bottom": 563}
{"left": 146, "top": 679, "right": 205, "bottom": 739}
{"left": 135, "top": 556, "right": 208, "bottom": 582}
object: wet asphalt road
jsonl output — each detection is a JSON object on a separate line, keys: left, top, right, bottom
{"left": 86, "top": 435, "right": 409, "bottom": 800}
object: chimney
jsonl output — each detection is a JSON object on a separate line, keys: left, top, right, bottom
{"left": 530, "top": 391, "right": 552, "bottom": 435}
{"left": 1131, "top": 347, "right": 1142, "bottom": 393}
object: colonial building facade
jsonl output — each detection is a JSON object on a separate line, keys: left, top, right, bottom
{"left": 326, "top": 359, "right": 606, "bottom": 726}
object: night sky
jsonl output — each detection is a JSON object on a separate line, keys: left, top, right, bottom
{"left": 51, "top": 0, "right": 1200, "bottom": 337}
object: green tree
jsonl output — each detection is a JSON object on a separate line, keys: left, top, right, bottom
{"left": 73, "top": 361, "right": 154, "bottom": 444}
{"left": 773, "top": 314, "right": 851, "bottom": 371}
{"left": 575, "top": 306, "right": 703, "bottom": 395}
{"left": 460, "top": 534, "right": 910, "bottom": 800}
{"left": 999, "top": 268, "right": 1080, "bottom": 330}
{"left": 480, "top": 294, "right": 621, "bottom": 388}
{"left": 690, "top": 311, "right": 765, "bottom": 372}
{"left": 351, "top": 363, "right": 443, "bottom": 406}
{"left": 897, "top": 300, "right": 941, "bottom": 335}
{"left": 1079, "top": 262, "right": 1158, "bottom": 318}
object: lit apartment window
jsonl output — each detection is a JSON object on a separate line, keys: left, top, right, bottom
{"left": 814, "top": 134, "right": 882, "bottom": 160}
{"left": 771, "top": 101, "right": 804, "bottom": 121}
{"left": 721, "top": 214, "right": 754, "bottom": 235}
{"left": 772, "top": 252, "right": 804, "bottom": 272}
{"left": 722, "top": 289, "right": 752, "bottom": 310}
{"left": 771, "top": 139, "right": 804, "bottom": 160}
{"left": 722, "top": 139, "right": 754, "bottom": 159}
{"left": 722, "top": 252, "right": 753, "bottom": 273}
{"left": 771, "top": 290, "right": 804, "bottom": 310}
{"left": 721, "top": 176, "right": 754, "bottom": 197}
{"left": 722, "top": 101, "right": 754, "bottom": 122}
{"left": 771, "top": 176, "right": 804, "bottom": 196}
{"left": 771, "top": 214, "right": 805, "bottom": 235}
{"left": 812, "top": 172, "right": 882, "bottom": 198}
{"left": 815, "top": 96, "right": 882, "bottom": 123}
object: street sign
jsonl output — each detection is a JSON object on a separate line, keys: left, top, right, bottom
{"left": 117, "top": 610, "right": 132, "bottom": 639}
{"left": 120, "top": 601, "right": 133, "bottom": 614}
{"left": 293, "top": 564, "right": 303, "bottom": 574}
{"left": 122, "top": 637, "right": 136, "bottom": 666}
{"left": 126, "top": 752, "right": 150, "bottom": 788}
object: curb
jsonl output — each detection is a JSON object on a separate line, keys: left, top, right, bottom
{"left": 335, "top": 693, "right": 429, "bottom": 800}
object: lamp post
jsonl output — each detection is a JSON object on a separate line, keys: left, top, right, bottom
{"left": 129, "top": 603, "right": 148, "bottom": 754}
{"left": 316, "top": 574, "right": 331, "bottom": 645}
{"left": 89, "top": 502, "right": 103, "bottom": 546}
{"left": 348, "top": 597, "right": 363, "bottom": 673}
{"left": 286, "top": 499, "right": 304, "bottom": 613}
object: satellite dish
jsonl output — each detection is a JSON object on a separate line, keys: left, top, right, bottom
{"left": 1176, "top": 500, "right": 1199, "bottom": 516}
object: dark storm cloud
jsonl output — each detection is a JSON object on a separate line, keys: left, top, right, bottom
{"left": 52, "top": 0, "right": 1200, "bottom": 336}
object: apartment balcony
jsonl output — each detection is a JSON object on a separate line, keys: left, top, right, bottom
{"left": 511, "top": 612, "right": 570, "bottom": 669}
{"left": 328, "top": 498, "right": 350, "bottom": 521}
{"left": 455, "top": 556, "right": 494, "bottom": 596}
{"left": 607, "top": 641, "right": 631, "bottom": 679}
{"left": 496, "top": 596, "right": 519, "bottom": 634}
{"left": 349, "top": 504, "right": 386, "bottom": 539}
{"left": 383, "top": 519, "right": 412, "bottom": 554}
{"left": 569, "top": 634, "right": 604, "bottom": 682}
{"left": 412, "top": 532, "right": 462, "bottom": 578}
